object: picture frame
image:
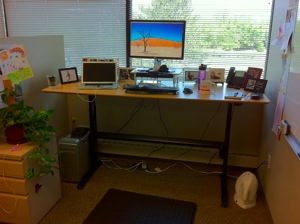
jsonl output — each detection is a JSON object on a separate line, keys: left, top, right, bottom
{"left": 119, "top": 67, "right": 134, "bottom": 80}
{"left": 242, "top": 67, "right": 263, "bottom": 88}
{"left": 246, "top": 67, "right": 263, "bottom": 79}
{"left": 207, "top": 68, "right": 225, "bottom": 83}
{"left": 244, "top": 78, "right": 268, "bottom": 93}
{"left": 184, "top": 69, "right": 198, "bottom": 81}
{"left": 58, "top": 67, "right": 79, "bottom": 84}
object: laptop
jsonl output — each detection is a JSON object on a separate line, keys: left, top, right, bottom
{"left": 80, "top": 58, "right": 118, "bottom": 89}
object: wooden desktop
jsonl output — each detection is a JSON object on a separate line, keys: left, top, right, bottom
{"left": 42, "top": 81, "right": 270, "bottom": 207}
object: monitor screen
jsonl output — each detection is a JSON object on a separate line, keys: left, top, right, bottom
{"left": 82, "top": 61, "right": 117, "bottom": 84}
{"left": 129, "top": 20, "right": 186, "bottom": 60}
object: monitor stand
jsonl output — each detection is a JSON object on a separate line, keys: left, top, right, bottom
{"left": 153, "top": 58, "right": 162, "bottom": 71}
{"left": 135, "top": 58, "right": 162, "bottom": 72}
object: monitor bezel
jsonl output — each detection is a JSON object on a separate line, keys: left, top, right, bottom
{"left": 128, "top": 19, "right": 186, "bottom": 60}
{"left": 81, "top": 60, "right": 118, "bottom": 85}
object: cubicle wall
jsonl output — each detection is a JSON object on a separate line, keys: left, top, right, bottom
{"left": 0, "top": 35, "right": 69, "bottom": 137}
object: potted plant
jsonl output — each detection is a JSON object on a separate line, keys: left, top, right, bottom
{"left": 0, "top": 84, "right": 57, "bottom": 179}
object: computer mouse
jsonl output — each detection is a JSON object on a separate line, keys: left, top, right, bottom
{"left": 183, "top": 87, "right": 193, "bottom": 94}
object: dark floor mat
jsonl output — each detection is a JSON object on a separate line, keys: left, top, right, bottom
{"left": 83, "top": 188, "right": 197, "bottom": 224}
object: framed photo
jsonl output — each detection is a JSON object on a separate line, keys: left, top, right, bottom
{"left": 244, "top": 78, "right": 268, "bottom": 93}
{"left": 119, "top": 67, "right": 134, "bottom": 80}
{"left": 184, "top": 69, "right": 198, "bottom": 81}
{"left": 58, "top": 67, "right": 79, "bottom": 84}
{"left": 242, "top": 67, "right": 263, "bottom": 88}
{"left": 246, "top": 67, "right": 263, "bottom": 79}
{"left": 207, "top": 68, "right": 225, "bottom": 82}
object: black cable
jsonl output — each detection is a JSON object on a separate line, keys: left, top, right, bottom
{"left": 172, "top": 148, "right": 192, "bottom": 160}
{"left": 256, "top": 160, "right": 268, "bottom": 169}
{"left": 208, "top": 150, "right": 218, "bottom": 164}
{"left": 156, "top": 100, "right": 169, "bottom": 136}
{"left": 117, "top": 99, "right": 144, "bottom": 133}
{"left": 146, "top": 144, "right": 165, "bottom": 158}
{"left": 200, "top": 102, "right": 222, "bottom": 139}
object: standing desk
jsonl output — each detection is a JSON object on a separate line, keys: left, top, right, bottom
{"left": 42, "top": 82, "right": 270, "bottom": 207}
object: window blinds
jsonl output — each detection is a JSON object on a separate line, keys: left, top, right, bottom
{"left": 2, "top": 0, "right": 273, "bottom": 74}
{"left": 131, "top": 0, "right": 273, "bottom": 73}
{"left": 4, "top": 0, "right": 127, "bottom": 71}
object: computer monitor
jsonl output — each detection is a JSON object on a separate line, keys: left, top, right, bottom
{"left": 128, "top": 20, "right": 186, "bottom": 68}
{"left": 81, "top": 59, "right": 117, "bottom": 85}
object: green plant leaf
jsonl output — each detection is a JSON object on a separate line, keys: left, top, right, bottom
{"left": 1, "top": 87, "right": 57, "bottom": 180}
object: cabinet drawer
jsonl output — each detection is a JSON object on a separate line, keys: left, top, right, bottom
{"left": 0, "top": 192, "right": 31, "bottom": 224}
{"left": 0, "top": 159, "right": 26, "bottom": 178}
{"left": 0, "top": 177, "right": 28, "bottom": 195}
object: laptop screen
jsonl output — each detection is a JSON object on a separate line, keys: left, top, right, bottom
{"left": 82, "top": 61, "right": 117, "bottom": 84}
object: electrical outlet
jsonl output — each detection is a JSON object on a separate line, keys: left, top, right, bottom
{"left": 267, "top": 154, "right": 271, "bottom": 169}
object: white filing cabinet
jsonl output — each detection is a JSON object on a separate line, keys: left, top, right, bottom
{"left": 0, "top": 140, "right": 61, "bottom": 224}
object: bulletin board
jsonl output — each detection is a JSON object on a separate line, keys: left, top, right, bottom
{"left": 282, "top": 0, "right": 300, "bottom": 159}
{"left": 272, "top": 0, "right": 300, "bottom": 143}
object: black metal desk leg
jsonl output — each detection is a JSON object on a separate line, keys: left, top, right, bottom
{"left": 221, "top": 103, "right": 233, "bottom": 207}
{"left": 77, "top": 95, "right": 101, "bottom": 189}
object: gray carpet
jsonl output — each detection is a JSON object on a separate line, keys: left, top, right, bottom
{"left": 40, "top": 160, "right": 273, "bottom": 224}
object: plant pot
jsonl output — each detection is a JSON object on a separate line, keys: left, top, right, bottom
{"left": 5, "top": 124, "right": 27, "bottom": 144}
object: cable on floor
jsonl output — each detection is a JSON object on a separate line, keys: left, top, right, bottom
{"left": 100, "top": 158, "right": 222, "bottom": 176}
{"left": 100, "top": 159, "right": 143, "bottom": 172}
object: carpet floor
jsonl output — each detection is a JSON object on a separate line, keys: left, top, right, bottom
{"left": 40, "top": 159, "right": 273, "bottom": 224}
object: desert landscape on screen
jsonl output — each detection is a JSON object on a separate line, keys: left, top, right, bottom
{"left": 130, "top": 38, "right": 183, "bottom": 58}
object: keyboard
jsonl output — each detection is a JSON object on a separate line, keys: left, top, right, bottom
{"left": 125, "top": 84, "right": 178, "bottom": 95}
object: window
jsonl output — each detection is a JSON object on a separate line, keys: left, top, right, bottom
{"left": 131, "top": 0, "right": 273, "bottom": 73}
{"left": 1, "top": 0, "right": 273, "bottom": 75}
{"left": 3, "top": 0, "right": 127, "bottom": 72}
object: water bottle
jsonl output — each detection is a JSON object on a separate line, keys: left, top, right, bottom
{"left": 198, "top": 64, "right": 207, "bottom": 90}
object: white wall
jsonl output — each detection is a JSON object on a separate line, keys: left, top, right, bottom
{"left": 259, "top": 0, "right": 300, "bottom": 223}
